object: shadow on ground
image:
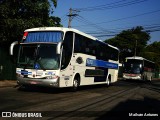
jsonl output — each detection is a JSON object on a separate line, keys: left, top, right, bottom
{"left": 96, "top": 97, "right": 160, "bottom": 120}
{"left": 17, "top": 83, "right": 111, "bottom": 94}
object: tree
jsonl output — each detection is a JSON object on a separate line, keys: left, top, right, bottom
{"left": 0, "top": 0, "right": 60, "bottom": 45}
{"left": 105, "top": 26, "right": 150, "bottom": 62}
{"left": 0, "top": 0, "right": 61, "bottom": 80}
{"left": 140, "top": 41, "right": 160, "bottom": 68}
{"left": 48, "top": 16, "right": 62, "bottom": 27}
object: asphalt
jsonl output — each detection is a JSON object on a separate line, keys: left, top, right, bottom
{"left": 0, "top": 78, "right": 159, "bottom": 88}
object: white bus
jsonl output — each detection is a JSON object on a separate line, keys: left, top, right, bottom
{"left": 10, "top": 27, "right": 119, "bottom": 90}
{"left": 123, "top": 56, "right": 155, "bottom": 81}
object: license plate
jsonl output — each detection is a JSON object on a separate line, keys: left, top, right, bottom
{"left": 130, "top": 74, "right": 136, "bottom": 77}
{"left": 30, "top": 81, "right": 37, "bottom": 84}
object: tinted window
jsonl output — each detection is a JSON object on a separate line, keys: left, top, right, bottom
{"left": 144, "top": 60, "right": 155, "bottom": 71}
{"left": 74, "top": 33, "right": 97, "bottom": 56}
{"left": 74, "top": 33, "right": 118, "bottom": 61}
{"left": 61, "top": 32, "right": 73, "bottom": 70}
{"left": 74, "top": 33, "right": 84, "bottom": 53}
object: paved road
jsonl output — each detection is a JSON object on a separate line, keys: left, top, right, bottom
{"left": 0, "top": 80, "right": 160, "bottom": 120}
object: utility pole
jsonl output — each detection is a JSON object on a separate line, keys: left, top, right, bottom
{"left": 134, "top": 34, "right": 138, "bottom": 57}
{"left": 67, "top": 8, "right": 79, "bottom": 28}
{"left": 134, "top": 39, "right": 137, "bottom": 56}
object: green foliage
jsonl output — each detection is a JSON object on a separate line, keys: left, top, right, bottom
{"left": 140, "top": 41, "right": 160, "bottom": 68}
{"left": 51, "top": 0, "right": 57, "bottom": 7}
{"left": 48, "top": 16, "right": 63, "bottom": 27}
{"left": 0, "top": 0, "right": 60, "bottom": 44}
{"left": 105, "top": 26, "right": 150, "bottom": 62}
{"left": 105, "top": 26, "right": 159, "bottom": 69}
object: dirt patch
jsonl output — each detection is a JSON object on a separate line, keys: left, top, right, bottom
{"left": 0, "top": 80, "right": 17, "bottom": 88}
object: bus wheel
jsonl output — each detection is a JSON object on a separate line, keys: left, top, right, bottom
{"left": 71, "top": 77, "right": 79, "bottom": 92}
{"left": 149, "top": 76, "right": 152, "bottom": 82}
{"left": 142, "top": 76, "right": 146, "bottom": 81}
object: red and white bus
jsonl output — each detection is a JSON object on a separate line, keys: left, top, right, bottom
{"left": 123, "top": 56, "right": 155, "bottom": 81}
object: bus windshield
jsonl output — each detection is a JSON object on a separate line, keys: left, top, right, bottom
{"left": 123, "top": 59, "right": 143, "bottom": 74}
{"left": 18, "top": 44, "right": 60, "bottom": 70}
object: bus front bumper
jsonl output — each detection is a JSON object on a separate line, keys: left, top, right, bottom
{"left": 123, "top": 73, "right": 142, "bottom": 80}
{"left": 17, "top": 77, "right": 59, "bottom": 88}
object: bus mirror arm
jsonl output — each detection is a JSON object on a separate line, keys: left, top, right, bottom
{"left": 56, "top": 42, "right": 62, "bottom": 54}
{"left": 10, "top": 41, "right": 18, "bottom": 55}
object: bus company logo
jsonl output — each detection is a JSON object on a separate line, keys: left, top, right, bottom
{"left": 2, "top": 112, "right": 11, "bottom": 117}
{"left": 86, "top": 59, "right": 94, "bottom": 66}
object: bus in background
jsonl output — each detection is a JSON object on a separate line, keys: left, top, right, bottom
{"left": 10, "top": 27, "right": 119, "bottom": 91}
{"left": 123, "top": 56, "right": 155, "bottom": 81}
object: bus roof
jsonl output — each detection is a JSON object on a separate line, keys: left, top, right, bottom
{"left": 24, "top": 27, "right": 119, "bottom": 51}
{"left": 108, "top": 43, "right": 119, "bottom": 51}
{"left": 125, "top": 56, "right": 154, "bottom": 63}
{"left": 24, "top": 27, "right": 97, "bottom": 41}
{"left": 97, "top": 40, "right": 119, "bottom": 51}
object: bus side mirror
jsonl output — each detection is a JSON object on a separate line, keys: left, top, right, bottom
{"left": 10, "top": 41, "right": 18, "bottom": 55}
{"left": 56, "top": 42, "right": 62, "bottom": 54}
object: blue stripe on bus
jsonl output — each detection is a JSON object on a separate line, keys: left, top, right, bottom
{"left": 86, "top": 58, "right": 118, "bottom": 69}
{"left": 17, "top": 71, "right": 32, "bottom": 75}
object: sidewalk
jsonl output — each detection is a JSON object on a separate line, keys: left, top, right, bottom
{"left": 0, "top": 80, "right": 17, "bottom": 88}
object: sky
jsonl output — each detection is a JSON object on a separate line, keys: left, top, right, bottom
{"left": 51, "top": 0, "right": 160, "bottom": 43}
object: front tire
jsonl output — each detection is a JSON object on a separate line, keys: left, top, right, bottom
{"left": 147, "top": 76, "right": 152, "bottom": 83}
{"left": 71, "top": 77, "right": 79, "bottom": 92}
